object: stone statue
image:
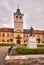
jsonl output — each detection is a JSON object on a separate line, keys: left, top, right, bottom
{"left": 27, "top": 27, "right": 37, "bottom": 48}
{"left": 30, "top": 27, "right": 33, "bottom": 36}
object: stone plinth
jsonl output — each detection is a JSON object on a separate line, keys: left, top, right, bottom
{"left": 27, "top": 36, "right": 37, "bottom": 48}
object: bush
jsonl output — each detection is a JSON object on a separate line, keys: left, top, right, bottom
{"left": 16, "top": 47, "right": 44, "bottom": 54}
{"left": 22, "top": 44, "right": 27, "bottom": 46}
{"left": 22, "top": 63, "right": 26, "bottom": 65}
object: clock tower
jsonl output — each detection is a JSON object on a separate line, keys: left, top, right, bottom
{"left": 13, "top": 8, "right": 24, "bottom": 44}
{"left": 14, "top": 8, "right": 24, "bottom": 32}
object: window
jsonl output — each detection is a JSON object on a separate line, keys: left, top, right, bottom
{"left": 37, "top": 38, "right": 41, "bottom": 43}
{"left": 2, "top": 34, "right": 5, "bottom": 37}
{"left": 7, "top": 40, "right": 9, "bottom": 42}
{"left": 42, "top": 41, "right": 44, "bottom": 43}
{"left": 10, "top": 39, "right": 13, "bottom": 42}
{"left": 16, "top": 16, "right": 18, "bottom": 18}
{"left": 2, "top": 39, "right": 5, "bottom": 42}
{"left": 20, "top": 16, "right": 22, "bottom": 19}
{"left": 24, "top": 39, "right": 27, "bottom": 42}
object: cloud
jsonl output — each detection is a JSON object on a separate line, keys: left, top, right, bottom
{"left": 3, "top": 24, "right": 9, "bottom": 28}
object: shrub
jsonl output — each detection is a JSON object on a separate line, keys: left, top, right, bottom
{"left": 22, "top": 44, "right": 27, "bottom": 46}
{"left": 16, "top": 47, "right": 44, "bottom": 54}
{"left": 22, "top": 63, "right": 26, "bottom": 65}
{"left": 37, "top": 44, "right": 44, "bottom": 47}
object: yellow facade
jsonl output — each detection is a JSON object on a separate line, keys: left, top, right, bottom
{"left": 0, "top": 32, "right": 14, "bottom": 43}
{"left": 0, "top": 8, "right": 44, "bottom": 44}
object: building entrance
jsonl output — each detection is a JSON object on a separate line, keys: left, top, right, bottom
{"left": 16, "top": 35, "right": 21, "bottom": 44}
{"left": 16, "top": 39, "right": 21, "bottom": 44}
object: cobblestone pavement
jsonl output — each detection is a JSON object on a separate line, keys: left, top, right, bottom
{"left": 0, "top": 47, "right": 10, "bottom": 65}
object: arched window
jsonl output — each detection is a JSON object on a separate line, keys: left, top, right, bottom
{"left": 2, "top": 39, "right": 5, "bottom": 42}
{"left": 7, "top": 40, "right": 9, "bottom": 42}
{"left": 37, "top": 38, "right": 41, "bottom": 43}
{"left": 16, "top": 16, "right": 18, "bottom": 18}
{"left": 20, "top": 16, "right": 22, "bottom": 19}
{"left": 10, "top": 39, "right": 13, "bottom": 42}
{"left": 0, "top": 33, "right": 1, "bottom": 36}
{"left": 2, "top": 34, "right": 5, "bottom": 37}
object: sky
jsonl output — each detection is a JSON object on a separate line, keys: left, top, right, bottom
{"left": 0, "top": 0, "right": 44, "bottom": 30}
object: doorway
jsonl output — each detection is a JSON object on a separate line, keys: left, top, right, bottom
{"left": 16, "top": 39, "right": 21, "bottom": 44}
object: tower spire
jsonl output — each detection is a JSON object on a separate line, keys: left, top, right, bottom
{"left": 18, "top": 4, "right": 19, "bottom": 9}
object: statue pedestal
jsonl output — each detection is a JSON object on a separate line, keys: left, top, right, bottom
{"left": 27, "top": 36, "right": 37, "bottom": 48}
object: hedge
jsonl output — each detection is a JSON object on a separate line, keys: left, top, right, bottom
{"left": 0, "top": 43, "right": 44, "bottom": 47}
{"left": 37, "top": 44, "right": 44, "bottom": 47}
{"left": 16, "top": 47, "right": 44, "bottom": 54}
{"left": 22, "top": 44, "right": 44, "bottom": 47}
{"left": 0, "top": 43, "right": 15, "bottom": 46}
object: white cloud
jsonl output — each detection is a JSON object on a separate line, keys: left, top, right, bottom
{"left": 3, "top": 24, "right": 9, "bottom": 28}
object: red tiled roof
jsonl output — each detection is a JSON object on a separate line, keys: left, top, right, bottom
{"left": 24, "top": 29, "right": 44, "bottom": 34}
{"left": 24, "top": 29, "right": 30, "bottom": 33}
{"left": 33, "top": 30, "right": 44, "bottom": 34}
{"left": 0, "top": 28, "right": 44, "bottom": 34}
{"left": 0, "top": 28, "right": 14, "bottom": 32}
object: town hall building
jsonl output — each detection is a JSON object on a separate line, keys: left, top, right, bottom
{"left": 0, "top": 8, "right": 44, "bottom": 44}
